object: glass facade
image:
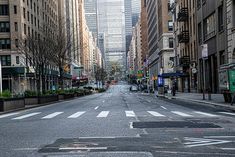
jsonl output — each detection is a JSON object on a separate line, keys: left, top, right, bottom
{"left": 97, "top": 0, "right": 126, "bottom": 73}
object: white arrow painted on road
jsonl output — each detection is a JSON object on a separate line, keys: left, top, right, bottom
{"left": 184, "top": 137, "right": 231, "bottom": 148}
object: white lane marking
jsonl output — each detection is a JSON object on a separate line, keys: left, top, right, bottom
{"left": 148, "top": 111, "right": 165, "bottom": 117}
{"left": 42, "top": 112, "right": 63, "bottom": 119}
{"left": 221, "top": 148, "right": 235, "bottom": 150}
{"left": 184, "top": 137, "right": 231, "bottom": 148}
{"left": 219, "top": 112, "right": 235, "bottom": 116}
{"left": 204, "top": 136, "right": 235, "bottom": 139}
{"left": 97, "top": 111, "right": 109, "bottom": 118}
{"left": 94, "top": 106, "right": 99, "bottom": 110}
{"left": 12, "top": 112, "right": 41, "bottom": 120}
{"left": 194, "top": 111, "right": 218, "bottom": 117}
{"left": 125, "top": 111, "right": 136, "bottom": 117}
{"left": 171, "top": 111, "right": 193, "bottom": 117}
{"left": 68, "top": 111, "right": 85, "bottom": 118}
{"left": 0, "top": 112, "right": 20, "bottom": 119}
{"left": 102, "top": 100, "right": 105, "bottom": 103}
{"left": 161, "top": 106, "right": 167, "bottom": 110}
{"left": 59, "top": 147, "right": 107, "bottom": 150}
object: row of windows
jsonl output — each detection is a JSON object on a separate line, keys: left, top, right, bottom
{"left": 0, "top": 55, "right": 11, "bottom": 66}
{"left": 0, "top": 22, "right": 10, "bottom": 32}
{"left": 0, "top": 39, "right": 11, "bottom": 49}
{"left": 0, "top": 5, "right": 9, "bottom": 15}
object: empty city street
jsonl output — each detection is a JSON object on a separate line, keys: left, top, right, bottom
{"left": 0, "top": 83, "right": 235, "bottom": 157}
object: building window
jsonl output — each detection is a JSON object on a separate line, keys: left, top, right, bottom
{"left": 218, "top": 5, "right": 224, "bottom": 32}
{"left": 24, "top": 24, "right": 26, "bottom": 34}
{"left": 0, "top": 22, "right": 10, "bottom": 32}
{"left": 203, "top": 13, "right": 216, "bottom": 40}
{"left": 27, "top": 11, "right": 30, "bottom": 21}
{"left": 14, "top": 5, "right": 17, "bottom": 14}
{"left": 0, "top": 39, "right": 11, "bottom": 49}
{"left": 14, "top": 22, "right": 18, "bottom": 31}
{"left": 0, "top": 55, "right": 11, "bottom": 66}
{"left": 197, "top": 0, "right": 201, "bottom": 9}
{"left": 34, "top": 3, "right": 36, "bottom": 12}
{"left": 16, "top": 56, "right": 20, "bottom": 64}
{"left": 31, "top": 14, "right": 33, "bottom": 24}
{"left": 219, "top": 51, "right": 225, "bottom": 65}
{"left": 168, "top": 20, "right": 173, "bottom": 32}
{"left": 169, "top": 38, "right": 174, "bottom": 48}
{"left": 30, "top": 0, "right": 32, "bottom": 9}
{"left": 23, "top": 8, "right": 26, "bottom": 18}
{"left": 15, "top": 39, "right": 19, "bottom": 48}
{"left": 0, "top": 5, "right": 9, "bottom": 15}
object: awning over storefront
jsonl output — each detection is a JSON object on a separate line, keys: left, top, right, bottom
{"left": 158, "top": 72, "right": 189, "bottom": 78}
{"left": 2, "top": 67, "right": 25, "bottom": 76}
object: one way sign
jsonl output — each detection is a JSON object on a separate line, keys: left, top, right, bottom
{"left": 184, "top": 137, "right": 231, "bottom": 148}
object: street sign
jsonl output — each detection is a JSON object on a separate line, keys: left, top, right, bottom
{"left": 202, "top": 44, "right": 208, "bottom": 58}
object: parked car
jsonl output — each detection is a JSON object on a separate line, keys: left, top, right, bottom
{"left": 130, "top": 86, "right": 138, "bottom": 92}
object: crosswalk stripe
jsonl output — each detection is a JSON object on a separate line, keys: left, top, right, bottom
{"left": 147, "top": 111, "right": 165, "bottom": 117}
{"left": 125, "top": 111, "right": 136, "bottom": 117}
{"left": 12, "top": 112, "right": 41, "bottom": 120}
{"left": 68, "top": 111, "right": 86, "bottom": 118}
{"left": 194, "top": 111, "right": 218, "bottom": 117}
{"left": 97, "top": 111, "right": 109, "bottom": 118}
{"left": 219, "top": 112, "right": 235, "bottom": 116}
{"left": 171, "top": 111, "right": 193, "bottom": 117}
{"left": 42, "top": 112, "right": 63, "bottom": 119}
{"left": 0, "top": 112, "right": 20, "bottom": 119}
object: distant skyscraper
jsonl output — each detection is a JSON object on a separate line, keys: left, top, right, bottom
{"left": 125, "top": 0, "right": 133, "bottom": 55}
{"left": 97, "top": 0, "right": 126, "bottom": 75}
{"left": 84, "top": 0, "right": 98, "bottom": 39}
{"left": 131, "top": 0, "right": 141, "bottom": 26}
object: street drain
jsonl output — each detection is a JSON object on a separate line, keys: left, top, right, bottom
{"left": 132, "top": 121, "right": 222, "bottom": 129}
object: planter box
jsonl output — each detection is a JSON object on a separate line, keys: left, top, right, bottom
{"left": 58, "top": 94, "right": 65, "bottom": 100}
{"left": 38, "top": 95, "right": 58, "bottom": 104}
{"left": 64, "top": 93, "right": 75, "bottom": 99}
{"left": 0, "top": 98, "right": 25, "bottom": 112}
{"left": 76, "top": 92, "right": 85, "bottom": 97}
{"left": 25, "top": 97, "right": 38, "bottom": 106}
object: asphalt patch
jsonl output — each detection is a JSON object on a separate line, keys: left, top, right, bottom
{"left": 132, "top": 121, "right": 222, "bottom": 129}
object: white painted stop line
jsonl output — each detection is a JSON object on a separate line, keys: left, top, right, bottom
{"left": 68, "top": 111, "right": 85, "bottom": 118}
{"left": 147, "top": 111, "right": 165, "bottom": 117}
{"left": 125, "top": 111, "right": 136, "bottom": 117}
{"left": 13, "top": 112, "right": 41, "bottom": 120}
{"left": 219, "top": 112, "right": 235, "bottom": 116}
{"left": 0, "top": 112, "right": 20, "bottom": 119}
{"left": 42, "top": 112, "right": 63, "bottom": 119}
{"left": 171, "top": 111, "right": 193, "bottom": 117}
{"left": 97, "top": 111, "right": 109, "bottom": 118}
{"left": 194, "top": 111, "right": 217, "bottom": 117}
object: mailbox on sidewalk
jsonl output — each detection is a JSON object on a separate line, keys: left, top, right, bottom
{"left": 219, "top": 63, "right": 235, "bottom": 103}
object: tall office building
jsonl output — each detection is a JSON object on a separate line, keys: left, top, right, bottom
{"left": 124, "top": 0, "right": 132, "bottom": 67}
{"left": 0, "top": 0, "right": 60, "bottom": 93}
{"left": 84, "top": 0, "right": 98, "bottom": 40}
{"left": 131, "top": 0, "right": 141, "bottom": 26}
{"left": 97, "top": 0, "right": 126, "bottom": 77}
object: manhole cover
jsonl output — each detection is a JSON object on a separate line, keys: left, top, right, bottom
{"left": 132, "top": 121, "right": 221, "bottom": 129}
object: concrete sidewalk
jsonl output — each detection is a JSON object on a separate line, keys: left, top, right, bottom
{"left": 157, "top": 92, "right": 235, "bottom": 111}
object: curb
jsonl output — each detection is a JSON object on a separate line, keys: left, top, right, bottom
{"left": 0, "top": 93, "right": 95, "bottom": 116}
{"left": 159, "top": 94, "right": 235, "bottom": 111}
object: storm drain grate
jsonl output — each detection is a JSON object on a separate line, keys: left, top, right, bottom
{"left": 132, "top": 121, "right": 222, "bottom": 129}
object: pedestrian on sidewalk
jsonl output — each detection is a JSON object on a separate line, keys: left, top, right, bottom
{"left": 172, "top": 81, "right": 176, "bottom": 96}
{"left": 231, "top": 93, "right": 235, "bottom": 106}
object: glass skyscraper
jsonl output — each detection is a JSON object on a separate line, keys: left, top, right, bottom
{"left": 97, "top": 0, "right": 126, "bottom": 75}
{"left": 84, "top": 0, "right": 98, "bottom": 39}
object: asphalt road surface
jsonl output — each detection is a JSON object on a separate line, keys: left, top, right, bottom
{"left": 1, "top": 82, "right": 235, "bottom": 157}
